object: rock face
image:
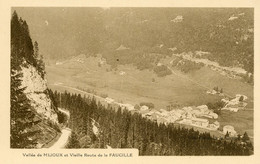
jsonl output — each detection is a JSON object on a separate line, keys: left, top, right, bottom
{"left": 20, "top": 64, "right": 58, "bottom": 124}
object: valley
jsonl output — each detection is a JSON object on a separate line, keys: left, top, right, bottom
{"left": 46, "top": 54, "right": 253, "bottom": 138}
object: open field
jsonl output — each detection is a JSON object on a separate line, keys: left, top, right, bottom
{"left": 46, "top": 55, "right": 253, "bottom": 138}
{"left": 160, "top": 56, "right": 254, "bottom": 101}
{"left": 46, "top": 57, "right": 222, "bottom": 109}
{"left": 188, "top": 67, "right": 253, "bottom": 105}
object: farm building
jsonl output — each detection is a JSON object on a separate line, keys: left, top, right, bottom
{"left": 221, "top": 94, "right": 248, "bottom": 112}
{"left": 191, "top": 118, "right": 209, "bottom": 127}
{"left": 209, "top": 121, "right": 220, "bottom": 130}
{"left": 179, "top": 118, "right": 192, "bottom": 125}
{"left": 105, "top": 97, "right": 114, "bottom": 104}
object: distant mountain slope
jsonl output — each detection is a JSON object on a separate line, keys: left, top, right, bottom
{"left": 13, "top": 8, "right": 253, "bottom": 74}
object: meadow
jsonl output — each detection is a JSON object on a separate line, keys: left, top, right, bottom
{"left": 46, "top": 55, "right": 253, "bottom": 138}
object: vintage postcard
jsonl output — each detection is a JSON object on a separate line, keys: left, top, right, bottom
{"left": 1, "top": 0, "right": 260, "bottom": 164}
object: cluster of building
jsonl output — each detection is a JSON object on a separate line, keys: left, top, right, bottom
{"left": 138, "top": 105, "right": 219, "bottom": 130}
{"left": 104, "top": 97, "right": 242, "bottom": 135}
{"left": 180, "top": 118, "right": 220, "bottom": 130}
{"left": 171, "top": 15, "right": 184, "bottom": 23}
{"left": 105, "top": 96, "right": 220, "bottom": 130}
{"left": 206, "top": 90, "right": 224, "bottom": 96}
{"left": 221, "top": 94, "right": 248, "bottom": 112}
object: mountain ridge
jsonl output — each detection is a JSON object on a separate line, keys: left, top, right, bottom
{"left": 13, "top": 8, "right": 254, "bottom": 74}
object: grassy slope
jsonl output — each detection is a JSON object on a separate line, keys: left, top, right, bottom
{"left": 46, "top": 63, "right": 220, "bottom": 109}
{"left": 188, "top": 67, "right": 253, "bottom": 101}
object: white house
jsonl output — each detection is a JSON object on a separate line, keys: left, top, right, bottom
{"left": 228, "top": 16, "right": 238, "bottom": 21}
{"left": 55, "top": 61, "right": 63, "bottom": 65}
{"left": 119, "top": 71, "right": 126, "bottom": 76}
{"left": 223, "top": 125, "right": 237, "bottom": 137}
{"left": 171, "top": 15, "right": 184, "bottom": 23}
{"left": 140, "top": 105, "right": 149, "bottom": 111}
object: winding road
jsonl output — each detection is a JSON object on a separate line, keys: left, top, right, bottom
{"left": 49, "top": 128, "right": 71, "bottom": 149}
{"left": 48, "top": 108, "right": 71, "bottom": 149}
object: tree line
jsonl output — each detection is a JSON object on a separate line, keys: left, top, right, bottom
{"left": 11, "top": 11, "right": 48, "bottom": 148}
{"left": 50, "top": 90, "right": 253, "bottom": 155}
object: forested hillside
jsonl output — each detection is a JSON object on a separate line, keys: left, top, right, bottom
{"left": 51, "top": 91, "right": 253, "bottom": 155}
{"left": 14, "top": 8, "right": 254, "bottom": 74}
{"left": 102, "top": 8, "right": 253, "bottom": 74}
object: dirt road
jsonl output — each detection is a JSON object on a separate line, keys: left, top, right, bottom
{"left": 49, "top": 128, "right": 71, "bottom": 149}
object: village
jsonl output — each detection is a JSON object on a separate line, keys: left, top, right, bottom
{"left": 173, "top": 52, "right": 248, "bottom": 80}
{"left": 105, "top": 93, "right": 248, "bottom": 137}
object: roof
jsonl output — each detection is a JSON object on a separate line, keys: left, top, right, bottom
{"left": 223, "top": 125, "right": 235, "bottom": 130}
{"left": 191, "top": 117, "right": 209, "bottom": 123}
{"left": 116, "top": 44, "right": 130, "bottom": 51}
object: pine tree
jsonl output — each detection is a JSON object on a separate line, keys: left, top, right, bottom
{"left": 239, "top": 96, "right": 244, "bottom": 102}
{"left": 10, "top": 66, "right": 40, "bottom": 148}
{"left": 11, "top": 11, "right": 23, "bottom": 71}
{"left": 33, "top": 41, "right": 39, "bottom": 60}
{"left": 38, "top": 54, "right": 45, "bottom": 78}
{"left": 242, "top": 132, "right": 250, "bottom": 142}
{"left": 33, "top": 41, "right": 45, "bottom": 78}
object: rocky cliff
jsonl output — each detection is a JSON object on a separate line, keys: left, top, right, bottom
{"left": 21, "top": 64, "right": 58, "bottom": 124}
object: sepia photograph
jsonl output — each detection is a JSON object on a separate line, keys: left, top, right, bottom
{"left": 10, "top": 7, "right": 254, "bottom": 156}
